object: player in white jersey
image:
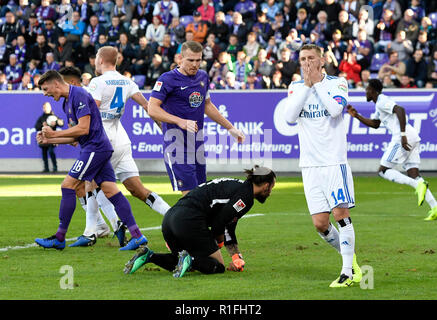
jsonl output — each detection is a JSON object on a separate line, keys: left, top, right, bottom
{"left": 68, "top": 47, "right": 171, "bottom": 247}
{"left": 285, "top": 44, "right": 362, "bottom": 287}
{"left": 347, "top": 79, "right": 437, "bottom": 220}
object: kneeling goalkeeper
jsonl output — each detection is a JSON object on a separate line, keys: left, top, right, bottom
{"left": 123, "top": 166, "right": 276, "bottom": 278}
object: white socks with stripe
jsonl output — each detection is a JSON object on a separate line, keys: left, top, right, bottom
{"left": 379, "top": 169, "right": 418, "bottom": 188}
{"left": 338, "top": 218, "right": 355, "bottom": 278}
{"left": 96, "top": 189, "right": 119, "bottom": 231}
{"left": 318, "top": 223, "right": 341, "bottom": 253}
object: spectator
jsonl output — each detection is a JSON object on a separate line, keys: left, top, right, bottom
{"left": 74, "top": 0, "right": 93, "bottom": 24}
{"left": 83, "top": 54, "right": 96, "bottom": 77}
{"left": 92, "top": 0, "right": 114, "bottom": 27}
{"left": 395, "top": 9, "right": 420, "bottom": 42}
{"left": 405, "top": 49, "right": 428, "bottom": 88}
{"left": 198, "top": 0, "right": 215, "bottom": 25}
{"left": 265, "top": 36, "right": 278, "bottom": 61}
{"left": 279, "top": 28, "right": 303, "bottom": 60}
{"left": 17, "top": 72, "right": 33, "bottom": 90}
{"left": 352, "top": 9, "right": 374, "bottom": 40}
{"left": 156, "top": 33, "right": 177, "bottom": 70}
{"left": 274, "top": 47, "right": 298, "bottom": 86}
{"left": 419, "top": 16, "right": 436, "bottom": 41}
{"left": 382, "top": 74, "right": 396, "bottom": 88}
{"left": 356, "top": 69, "right": 371, "bottom": 89}
{"left": 62, "top": 11, "right": 86, "bottom": 43}
{"left": 231, "top": 50, "right": 252, "bottom": 84}
{"left": 133, "top": 0, "right": 154, "bottom": 28}
{"left": 253, "top": 48, "right": 274, "bottom": 78}
{"left": 203, "top": 33, "right": 221, "bottom": 71}
{"left": 118, "top": 33, "right": 135, "bottom": 62}
{"left": 328, "top": 29, "right": 347, "bottom": 63}
{"left": 4, "top": 54, "right": 23, "bottom": 86}
{"left": 16, "top": 0, "right": 33, "bottom": 22}
{"left": 81, "top": 72, "right": 92, "bottom": 87}
{"left": 186, "top": 11, "right": 208, "bottom": 43}
{"left": 86, "top": 15, "right": 105, "bottom": 45}
{"left": 243, "top": 31, "right": 260, "bottom": 62}
{"left": 0, "top": 11, "right": 21, "bottom": 45}
{"left": 116, "top": 51, "right": 130, "bottom": 76}
{"left": 339, "top": 52, "right": 361, "bottom": 87}
{"left": 260, "top": 0, "right": 281, "bottom": 23}
{"left": 30, "top": 34, "right": 53, "bottom": 71}
{"left": 330, "top": 10, "right": 353, "bottom": 42}
{"left": 312, "top": 10, "right": 331, "bottom": 44}
{"left": 399, "top": 74, "right": 417, "bottom": 88}
{"left": 342, "top": 0, "right": 360, "bottom": 19}
{"left": 53, "top": 33, "right": 72, "bottom": 66}
{"left": 22, "top": 13, "right": 42, "bottom": 45}
{"left": 34, "top": 102, "right": 64, "bottom": 173}
{"left": 383, "top": 0, "right": 402, "bottom": 22}
{"left": 128, "top": 18, "right": 145, "bottom": 44}
{"left": 245, "top": 71, "right": 263, "bottom": 89}
{"left": 208, "top": 11, "right": 230, "bottom": 48}
{"left": 43, "top": 18, "right": 64, "bottom": 49}
{"left": 295, "top": 8, "right": 312, "bottom": 38}
{"left": 146, "top": 15, "right": 166, "bottom": 48}
{"left": 226, "top": 34, "right": 240, "bottom": 62}
{"left": 252, "top": 11, "right": 271, "bottom": 48}
{"left": 167, "top": 16, "right": 186, "bottom": 45}
{"left": 409, "top": 0, "right": 425, "bottom": 22}
{"left": 367, "top": 0, "right": 384, "bottom": 22}
{"left": 145, "top": 53, "right": 165, "bottom": 88}
{"left": 74, "top": 33, "right": 95, "bottom": 70}
{"left": 230, "top": 11, "right": 249, "bottom": 44}
{"left": 374, "top": 8, "right": 398, "bottom": 53}
{"left": 378, "top": 50, "right": 406, "bottom": 85}
{"left": 268, "top": 70, "right": 287, "bottom": 89}
{"left": 415, "top": 31, "right": 433, "bottom": 60}
{"left": 387, "top": 30, "right": 414, "bottom": 62}
{"left": 26, "top": 60, "right": 40, "bottom": 79}
{"left": 0, "top": 73, "right": 8, "bottom": 90}
{"left": 427, "top": 50, "right": 437, "bottom": 87}
{"left": 322, "top": 0, "right": 342, "bottom": 23}
{"left": 282, "top": 3, "right": 297, "bottom": 26}
{"left": 57, "top": 0, "right": 73, "bottom": 24}
{"left": 95, "top": 34, "right": 108, "bottom": 51}
{"left": 13, "top": 35, "right": 29, "bottom": 69}
{"left": 107, "top": 15, "right": 127, "bottom": 46}
{"left": 301, "top": 0, "right": 322, "bottom": 25}
{"left": 42, "top": 52, "right": 61, "bottom": 73}
{"left": 132, "top": 36, "right": 154, "bottom": 75}
{"left": 0, "top": 36, "right": 9, "bottom": 71}
{"left": 153, "top": 0, "right": 179, "bottom": 27}
{"left": 209, "top": 51, "right": 231, "bottom": 88}
{"left": 323, "top": 46, "right": 339, "bottom": 76}
{"left": 36, "top": 0, "right": 57, "bottom": 24}
{"left": 234, "top": 0, "right": 257, "bottom": 25}
{"left": 224, "top": 71, "right": 244, "bottom": 89}
{"left": 111, "top": 0, "right": 133, "bottom": 30}
{"left": 350, "top": 29, "right": 373, "bottom": 71}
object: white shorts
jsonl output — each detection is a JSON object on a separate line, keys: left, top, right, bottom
{"left": 380, "top": 140, "right": 420, "bottom": 171}
{"left": 301, "top": 164, "right": 355, "bottom": 215}
{"left": 110, "top": 143, "right": 139, "bottom": 183}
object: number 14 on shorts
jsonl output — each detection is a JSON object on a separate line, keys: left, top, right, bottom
{"left": 331, "top": 188, "right": 346, "bottom": 206}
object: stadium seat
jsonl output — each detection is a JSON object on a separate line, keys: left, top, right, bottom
{"left": 429, "top": 12, "right": 437, "bottom": 28}
{"left": 369, "top": 53, "right": 389, "bottom": 72}
{"left": 179, "top": 15, "right": 194, "bottom": 27}
{"left": 132, "top": 75, "right": 146, "bottom": 89}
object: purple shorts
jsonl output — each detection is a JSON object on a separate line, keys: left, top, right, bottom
{"left": 68, "top": 151, "right": 116, "bottom": 185}
{"left": 164, "top": 158, "right": 206, "bottom": 191}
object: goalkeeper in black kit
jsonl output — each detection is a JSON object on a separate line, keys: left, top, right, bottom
{"left": 124, "top": 166, "right": 276, "bottom": 278}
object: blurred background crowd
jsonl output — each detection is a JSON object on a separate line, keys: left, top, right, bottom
{"left": 0, "top": 0, "right": 436, "bottom": 91}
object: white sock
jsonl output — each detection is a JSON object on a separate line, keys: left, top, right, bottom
{"left": 379, "top": 169, "right": 418, "bottom": 188}
{"left": 83, "top": 192, "right": 99, "bottom": 237}
{"left": 146, "top": 192, "right": 171, "bottom": 215}
{"left": 338, "top": 219, "right": 355, "bottom": 278}
{"left": 96, "top": 189, "right": 119, "bottom": 231}
{"left": 79, "top": 196, "right": 87, "bottom": 212}
{"left": 425, "top": 189, "right": 437, "bottom": 209}
{"left": 318, "top": 223, "right": 340, "bottom": 253}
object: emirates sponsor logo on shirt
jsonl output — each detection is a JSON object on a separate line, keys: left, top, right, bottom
{"left": 233, "top": 199, "right": 246, "bottom": 212}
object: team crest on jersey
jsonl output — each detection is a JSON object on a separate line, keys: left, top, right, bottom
{"left": 338, "top": 83, "right": 347, "bottom": 92}
{"left": 153, "top": 81, "right": 163, "bottom": 92}
{"left": 233, "top": 199, "right": 246, "bottom": 212}
{"left": 189, "top": 91, "right": 203, "bottom": 108}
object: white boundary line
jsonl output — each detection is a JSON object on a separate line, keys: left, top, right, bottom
{"left": 0, "top": 213, "right": 265, "bottom": 252}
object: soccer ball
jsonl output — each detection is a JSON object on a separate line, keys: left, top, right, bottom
{"left": 46, "top": 115, "right": 58, "bottom": 127}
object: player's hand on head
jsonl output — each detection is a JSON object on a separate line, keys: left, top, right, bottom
{"left": 229, "top": 128, "right": 245, "bottom": 143}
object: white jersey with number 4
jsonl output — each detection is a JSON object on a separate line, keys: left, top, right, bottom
{"left": 371, "top": 94, "right": 420, "bottom": 144}
{"left": 287, "top": 75, "right": 349, "bottom": 168}
{"left": 88, "top": 70, "right": 140, "bottom": 147}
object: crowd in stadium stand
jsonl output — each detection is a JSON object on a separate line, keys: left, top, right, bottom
{"left": 0, "top": 0, "right": 436, "bottom": 91}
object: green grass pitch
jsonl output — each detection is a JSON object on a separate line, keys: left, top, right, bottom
{"left": 0, "top": 174, "right": 437, "bottom": 300}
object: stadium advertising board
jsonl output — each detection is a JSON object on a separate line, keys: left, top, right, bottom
{"left": 0, "top": 90, "right": 436, "bottom": 160}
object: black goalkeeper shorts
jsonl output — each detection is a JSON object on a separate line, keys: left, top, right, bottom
{"left": 161, "top": 205, "right": 219, "bottom": 257}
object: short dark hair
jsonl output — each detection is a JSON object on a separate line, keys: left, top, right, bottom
{"left": 38, "top": 70, "right": 64, "bottom": 87}
{"left": 59, "top": 66, "right": 82, "bottom": 80}
{"left": 181, "top": 41, "right": 203, "bottom": 54}
{"left": 244, "top": 165, "right": 276, "bottom": 186}
{"left": 368, "top": 79, "right": 383, "bottom": 93}
{"left": 300, "top": 44, "right": 323, "bottom": 57}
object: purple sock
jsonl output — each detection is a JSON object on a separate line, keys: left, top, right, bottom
{"left": 108, "top": 192, "right": 142, "bottom": 238}
{"left": 55, "top": 188, "right": 77, "bottom": 242}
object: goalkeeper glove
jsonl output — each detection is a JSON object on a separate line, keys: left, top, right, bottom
{"left": 229, "top": 253, "right": 245, "bottom": 272}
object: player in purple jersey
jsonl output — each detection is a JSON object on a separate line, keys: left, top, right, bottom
{"left": 34, "top": 70, "right": 147, "bottom": 251}
{"left": 148, "top": 41, "right": 246, "bottom": 196}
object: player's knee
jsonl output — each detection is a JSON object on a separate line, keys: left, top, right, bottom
{"left": 313, "top": 221, "right": 329, "bottom": 233}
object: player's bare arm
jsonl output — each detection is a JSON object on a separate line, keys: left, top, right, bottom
{"left": 204, "top": 98, "right": 245, "bottom": 143}
{"left": 148, "top": 96, "right": 198, "bottom": 133}
{"left": 131, "top": 92, "right": 162, "bottom": 130}
{"left": 346, "top": 104, "right": 381, "bottom": 128}
{"left": 393, "top": 105, "right": 411, "bottom": 151}
{"left": 37, "top": 131, "right": 76, "bottom": 145}
{"left": 43, "top": 115, "right": 90, "bottom": 139}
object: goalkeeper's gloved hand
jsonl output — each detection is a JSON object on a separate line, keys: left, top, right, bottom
{"left": 228, "top": 253, "right": 245, "bottom": 272}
